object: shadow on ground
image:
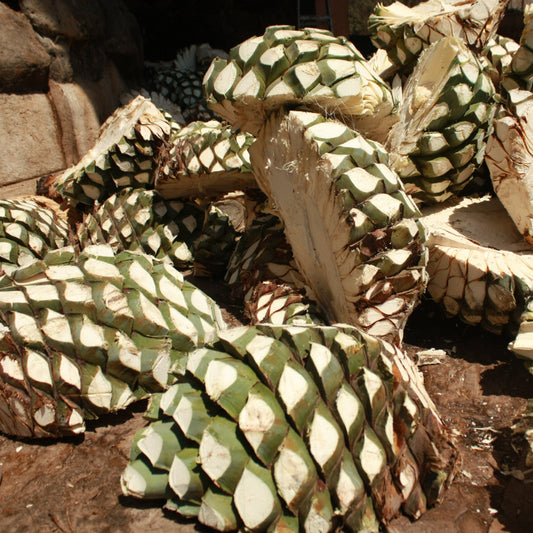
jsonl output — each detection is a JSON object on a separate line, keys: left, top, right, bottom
{"left": 394, "top": 300, "right": 533, "bottom": 533}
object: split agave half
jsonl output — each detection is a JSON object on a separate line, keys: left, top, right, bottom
{"left": 369, "top": 0, "right": 508, "bottom": 74}
{"left": 387, "top": 36, "right": 495, "bottom": 203}
{"left": 250, "top": 109, "right": 427, "bottom": 343}
{"left": 54, "top": 96, "right": 172, "bottom": 206}
{"left": 421, "top": 195, "right": 533, "bottom": 361}
{"left": 155, "top": 120, "right": 256, "bottom": 199}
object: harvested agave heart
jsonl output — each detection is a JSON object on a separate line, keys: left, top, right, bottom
{"left": 387, "top": 36, "right": 496, "bottom": 204}
{"left": 147, "top": 43, "right": 227, "bottom": 123}
{"left": 482, "top": 35, "right": 520, "bottom": 88}
{"left": 225, "top": 213, "right": 321, "bottom": 325}
{"left": 155, "top": 120, "right": 256, "bottom": 200}
{"left": 53, "top": 96, "right": 172, "bottom": 206}
{"left": 420, "top": 195, "right": 533, "bottom": 359}
{"left": 77, "top": 187, "right": 205, "bottom": 269}
{"left": 369, "top": 0, "right": 508, "bottom": 75}
{"left": 122, "top": 323, "right": 456, "bottom": 531}
{"left": 0, "top": 196, "right": 71, "bottom": 275}
{"left": 0, "top": 244, "right": 226, "bottom": 438}
{"left": 250, "top": 109, "right": 427, "bottom": 343}
{"left": 203, "top": 25, "right": 396, "bottom": 141}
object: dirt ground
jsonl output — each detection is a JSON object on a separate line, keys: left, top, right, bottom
{"left": 1, "top": 290, "right": 533, "bottom": 533}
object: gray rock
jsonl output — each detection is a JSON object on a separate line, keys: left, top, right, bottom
{"left": 0, "top": 0, "right": 143, "bottom": 195}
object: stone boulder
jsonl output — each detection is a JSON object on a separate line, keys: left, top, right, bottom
{"left": 0, "top": 0, "right": 143, "bottom": 197}
{"left": 0, "top": 3, "right": 51, "bottom": 92}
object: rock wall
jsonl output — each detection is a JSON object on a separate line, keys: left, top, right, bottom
{"left": 0, "top": 0, "right": 143, "bottom": 197}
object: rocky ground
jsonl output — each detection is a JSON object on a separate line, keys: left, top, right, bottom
{"left": 1, "top": 284, "right": 533, "bottom": 533}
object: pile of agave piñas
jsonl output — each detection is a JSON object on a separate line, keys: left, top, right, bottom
{"left": 2, "top": 0, "right": 533, "bottom": 530}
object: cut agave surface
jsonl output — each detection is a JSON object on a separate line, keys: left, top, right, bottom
{"left": 421, "top": 195, "right": 533, "bottom": 345}
{"left": 120, "top": 88, "right": 185, "bottom": 129}
{"left": 250, "top": 109, "right": 427, "bottom": 343}
{"left": 387, "top": 37, "right": 496, "bottom": 203}
{"left": 369, "top": 0, "right": 508, "bottom": 74}
{"left": 155, "top": 120, "right": 256, "bottom": 199}
{"left": 121, "top": 324, "right": 456, "bottom": 531}
{"left": 0, "top": 245, "right": 226, "bottom": 438}
{"left": 203, "top": 25, "right": 396, "bottom": 140}
{"left": 485, "top": 89, "right": 533, "bottom": 244}
{"left": 53, "top": 96, "right": 172, "bottom": 206}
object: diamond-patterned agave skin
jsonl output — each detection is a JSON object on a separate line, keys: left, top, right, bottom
{"left": 244, "top": 280, "right": 323, "bottom": 326}
{"left": 193, "top": 202, "right": 241, "bottom": 278}
{"left": 250, "top": 109, "right": 428, "bottom": 343}
{"left": 146, "top": 43, "right": 227, "bottom": 123}
{"left": 225, "top": 214, "right": 320, "bottom": 325}
{"left": 77, "top": 187, "right": 205, "bottom": 269}
{"left": 0, "top": 197, "right": 71, "bottom": 274}
{"left": 369, "top": 0, "right": 508, "bottom": 75}
{"left": 387, "top": 37, "right": 496, "bottom": 204}
{"left": 54, "top": 96, "right": 172, "bottom": 206}
{"left": 502, "top": 4, "right": 533, "bottom": 92}
{"left": 482, "top": 35, "right": 520, "bottom": 88}
{"left": 225, "top": 214, "right": 306, "bottom": 297}
{"left": 0, "top": 245, "right": 226, "bottom": 438}
{"left": 153, "top": 69, "right": 215, "bottom": 123}
{"left": 203, "top": 25, "right": 396, "bottom": 140}
{"left": 421, "top": 196, "right": 533, "bottom": 336}
{"left": 155, "top": 120, "right": 256, "bottom": 199}
{"left": 121, "top": 324, "right": 456, "bottom": 531}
